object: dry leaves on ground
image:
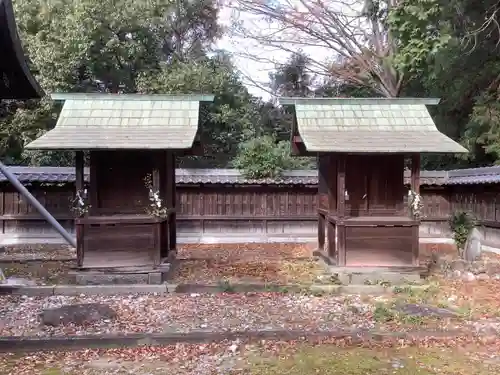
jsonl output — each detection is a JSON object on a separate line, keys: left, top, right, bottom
{"left": 0, "top": 260, "right": 76, "bottom": 285}
{"left": 170, "top": 243, "right": 323, "bottom": 284}
{"left": 418, "top": 243, "right": 458, "bottom": 268}
{"left": 0, "top": 244, "right": 76, "bottom": 261}
{"left": 169, "top": 259, "right": 326, "bottom": 284}
{"left": 176, "top": 243, "right": 314, "bottom": 262}
{"left": 432, "top": 277, "right": 500, "bottom": 319}
{"left": 3, "top": 336, "right": 500, "bottom": 375}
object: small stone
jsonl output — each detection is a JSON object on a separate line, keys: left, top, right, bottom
{"left": 40, "top": 303, "right": 116, "bottom": 327}
{"left": 462, "top": 271, "right": 476, "bottom": 282}
{"left": 477, "top": 274, "right": 491, "bottom": 281}
{"left": 3, "top": 277, "right": 36, "bottom": 286}
{"left": 190, "top": 293, "right": 200, "bottom": 297}
{"left": 395, "top": 303, "right": 458, "bottom": 318}
{"left": 464, "top": 228, "right": 482, "bottom": 262}
{"left": 450, "top": 259, "right": 467, "bottom": 272}
{"left": 471, "top": 267, "right": 487, "bottom": 275}
{"left": 451, "top": 270, "right": 462, "bottom": 279}
{"left": 347, "top": 305, "right": 361, "bottom": 314}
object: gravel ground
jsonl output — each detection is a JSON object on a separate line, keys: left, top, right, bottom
{"left": 0, "top": 293, "right": 376, "bottom": 337}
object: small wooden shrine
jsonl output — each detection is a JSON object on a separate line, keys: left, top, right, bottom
{"left": 0, "top": 0, "right": 43, "bottom": 99}
{"left": 280, "top": 97, "right": 468, "bottom": 267}
{"left": 26, "top": 93, "right": 214, "bottom": 270}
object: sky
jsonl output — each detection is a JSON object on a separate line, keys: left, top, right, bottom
{"left": 215, "top": 5, "right": 333, "bottom": 101}
{"left": 214, "top": 0, "right": 366, "bottom": 101}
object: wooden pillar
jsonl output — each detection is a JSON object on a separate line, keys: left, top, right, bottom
{"left": 318, "top": 213, "right": 325, "bottom": 251}
{"left": 336, "top": 154, "right": 347, "bottom": 266}
{"left": 410, "top": 154, "right": 421, "bottom": 265}
{"left": 152, "top": 165, "right": 163, "bottom": 265}
{"left": 158, "top": 152, "right": 169, "bottom": 259}
{"left": 166, "top": 151, "right": 176, "bottom": 252}
{"left": 88, "top": 151, "right": 98, "bottom": 214}
{"left": 75, "top": 151, "right": 85, "bottom": 267}
{"left": 317, "top": 155, "right": 327, "bottom": 252}
{"left": 411, "top": 154, "right": 421, "bottom": 194}
{"left": 0, "top": 189, "right": 4, "bottom": 235}
{"left": 325, "top": 155, "right": 336, "bottom": 259}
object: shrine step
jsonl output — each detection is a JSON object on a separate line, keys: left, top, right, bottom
{"left": 70, "top": 269, "right": 170, "bottom": 285}
{"left": 325, "top": 267, "right": 424, "bottom": 286}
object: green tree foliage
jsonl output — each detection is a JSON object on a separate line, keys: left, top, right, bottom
{"left": 269, "top": 52, "right": 314, "bottom": 98}
{"left": 136, "top": 53, "right": 262, "bottom": 167}
{"left": 387, "top": 0, "right": 500, "bottom": 168}
{"left": 233, "top": 52, "right": 322, "bottom": 177}
{"left": 14, "top": 0, "right": 220, "bottom": 92}
{"left": 1, "top": 0, "right": 222, "bottom": 165}
{"left": 232, "top": 135, "right": 314, "bottom": 179}
{"left": 387, "top": 0, "right": 452, "bottom": 76}
{"left": 6, "top": 0, "right": 500, "bottom": 173}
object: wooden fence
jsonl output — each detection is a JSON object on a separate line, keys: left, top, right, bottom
{"left": 1, "top": 178, "right": 500, "bottom": 246}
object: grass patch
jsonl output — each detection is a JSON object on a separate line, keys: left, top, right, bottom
{"left": 245, "top": 344, "right": 499, "bottom": 374}
{"left": 392, "top": 283, "right": 440, "bottom": 303}
{"left": 372, "top": 302, "right": 434, "bottom": 326}
{"left": 41, "top": 369, "right": 64, "bottom": 375}
{"left": 393, "top": 277, "right": 500, "bottom": 319}
{"left": 364, "top": 279, "right": 392, "bottom": 287}
{"left": 277, "top": 260, "right": 329, "bottom": 284}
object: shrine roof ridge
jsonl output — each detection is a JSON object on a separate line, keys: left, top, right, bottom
{"left": 50, "top": 93, "right": 215, "bottom": 102}
{"left": 279, "top": 97, "right": 441, "bottom": 106}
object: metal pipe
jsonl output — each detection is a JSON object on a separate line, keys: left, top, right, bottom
{"left": 0, "top": 161, "right": 76, "bottom": 248}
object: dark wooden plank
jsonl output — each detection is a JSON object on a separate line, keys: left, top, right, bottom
{"left": 411, "top": 154, "right": 421, "bottom": 194}
{"left": 83, "top": 251, "right": 154, "bottom": 268}
{"left": 411, "top": 224, "right": 419, "bottom": 266}
{"left": 327, "top": 220, "right": 335, "bottom": 258}
{"left": 75, "top": 151, "right": 84, "bottom": 193}
{"left": 178, "top": 215, "right": 317, "bottom": 221}
{"left": 76, "top": 214, "right": 169, "bottom": 225}
{"left": 337, "top": 224, "right": 346, "bottom": 266}
{"left": 318, "top": 212, "right": 326, "bottom": 251}
{"left": 75, "top": 224, "right": 84, "bottom": 267}
{"left": 75, "top": 151, "right": 85, "bottom": 266}
{"left": 166, "top": 151, "right": 176, "bottom": 251}
{"left": 336, "top": 155, "right": 346, "bottom": 218}
{"left": 0, "top": 190, "right": 3, "bottom": 235}
{"left": 89, "top": 151, "right": 99, "bottom": 215}
{"left": 0, "top": 190, "right": 4, "bottom": 216}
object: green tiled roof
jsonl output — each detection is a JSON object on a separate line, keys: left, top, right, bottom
{"left": 25, "top": 93, "right": 214, "bottom": 150}
{"left": 279, "top": 98, "right": 468, "bottom": 154}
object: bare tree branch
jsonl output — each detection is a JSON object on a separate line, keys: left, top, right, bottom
{"left": 461, "top": 1, "right": 500, "bottom": 53}
{"left": 226, "top": 0, "right": 403, "bottom": 97}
